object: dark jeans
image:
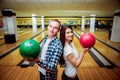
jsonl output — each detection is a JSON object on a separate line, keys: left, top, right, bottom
{"left": 62, "top": 71, "right": 79, "bottom": 80}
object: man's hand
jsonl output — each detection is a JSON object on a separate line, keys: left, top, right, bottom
{"left": 27, "top": 57, "right": 40, "bottom": 63}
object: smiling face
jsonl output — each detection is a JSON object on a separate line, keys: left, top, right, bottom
{"left": 65, "top": 28, "right": 74, "bottom": 43}
{"left": 47, "top": 20, "right": 60, "bottom": 38}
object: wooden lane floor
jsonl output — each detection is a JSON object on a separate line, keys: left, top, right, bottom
{"left": 94, "top": 29, "right": 120, "bottom": 52}
{"left": 0, "top": 66, "right": 40, "bottom": 80}
{"left": 74, "top": 28, "right": 120, "bottom": 67}
{"left": 77, "top": 67, "right": 120, "bottom": 80}
{"left": 0, "top": 28, "right": 44, "bottom": 57}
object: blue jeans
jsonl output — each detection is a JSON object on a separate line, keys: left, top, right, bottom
{"left": 39, "top": 71, "right": 57, "bottom": 80}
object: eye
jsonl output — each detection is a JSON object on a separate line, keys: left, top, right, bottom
{"left": 49, "top": 25, "right": 52, "bottom": 27}
{"left": 66, "top": 32, "right": 69, "bottom": 34}
{"left": 54, "top": 27, "right": 59, "bottom": 30}
{"left": 71, "top": 31, "right": 73, "bottom": 33}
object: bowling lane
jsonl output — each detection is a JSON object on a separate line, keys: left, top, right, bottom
{"left": 0, "top": 28, "right": 43, "bottom": 55}
{"left": 84, "top": 28, "right": 120, "bottom": 50}
{"left": 0, "top": 28, "right": 30, "bottom": 45}
{"left": 0, "top": 30, "right": 48, "bottom": 66}
{"left": 74, "top": 28, "right": 120, "bottom": 67}
{"left": 94, "top": 40, "right": 120, "bottom": 66}
{"left": 0, "top": 29, "right": 33, "bottom": 55}
{"left": 93, "top": 29, "right": 120, "bottom": 51}
{"left": 72, "top": 30, "right": 99, "bottom": 67}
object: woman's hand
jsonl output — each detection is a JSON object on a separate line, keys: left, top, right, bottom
{"left": 81, "top": 47, "right": 89, "bottom": 53}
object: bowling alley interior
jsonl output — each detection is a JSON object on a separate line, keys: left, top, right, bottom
{"left": 0, "top": 0, "right": 120, "bottom": 80}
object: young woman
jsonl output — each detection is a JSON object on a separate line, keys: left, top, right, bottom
{"left": 59, "top": 25, "right": 89, "bottom": 80}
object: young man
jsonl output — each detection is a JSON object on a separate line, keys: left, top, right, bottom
{"left": 36, "top": 19, "right": 62, "bottom": 80}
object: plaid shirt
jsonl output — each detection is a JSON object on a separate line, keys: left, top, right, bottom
{"left": 38, "top": 36, "right": 62, "bottom": 80}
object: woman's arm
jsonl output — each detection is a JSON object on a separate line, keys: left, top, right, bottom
{"left": 67, "top": 48, "right": 89, "bottom": 67}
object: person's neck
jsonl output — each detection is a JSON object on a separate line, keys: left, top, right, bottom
{"left": 48, "top": 35, "right": 56, "bottom": 39}
{"left": 66, "top": 40, "right": 71, "bottom": 44}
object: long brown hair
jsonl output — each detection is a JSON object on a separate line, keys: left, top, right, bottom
{"left": 59, "top": 25, "right": 73, "bottom": 65}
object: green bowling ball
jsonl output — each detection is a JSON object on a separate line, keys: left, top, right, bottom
{"left": 19, "top": 39, "right": 40, "bottom": 60}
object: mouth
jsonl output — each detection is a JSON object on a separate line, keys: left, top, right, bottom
{"left": 69, "top": 37, "right": 73, "bottom": 40}
{"left": 69, "top": 36, "right": 73, "bottom": 38}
